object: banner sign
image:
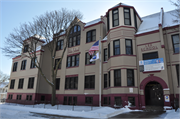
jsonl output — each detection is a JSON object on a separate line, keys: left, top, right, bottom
{"left": 139, "top": 58, "right": 164, "bottom": 72}
{"left": 165, "top": 95, "right": 170, "bottom": 102}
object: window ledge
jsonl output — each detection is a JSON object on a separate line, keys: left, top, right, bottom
{"left": 66, "top": 66, "right": 79, "bottom": 69}
{"left": 65, "top": 89, "right": 78, "bottom": 91}
{"left": 103, "top": 61, "right": 108, "bottom": 64}
{"left": 20, "top": 69, "right": 26, "bottom": 71}
{"left": 12, "top": 71, "right": 17, "bottom": 73}
{"left": 30, "top": 68, "right": 36, "bottom": 69}
{"left": 143, "top": 70, "right": 161, "bottom": 73}
{"left": 86, "top": 40, "right": 96, "bottom": 44}
{"left": 27, "top": 88, "right": 34, "bottom": 89}
{"left": 54, "top": 69, "right": 61, "bottom": 70}
{"left": 85, "top": 64, "right": 95, "bottom": 66}
{"left": 84, "top": 88, "right": 95, "bottom": 90}
{"left": 68, "top": 45, "right": 80, "bottom": 48}
{"left": 173, "top": 53, "right": 180, "bottom": 55}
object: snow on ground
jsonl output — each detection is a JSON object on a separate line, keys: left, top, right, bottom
{"left": 0, "top": 103, "right": 179, "bottom": 118}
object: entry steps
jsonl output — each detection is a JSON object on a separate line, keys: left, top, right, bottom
{"left": 144, "top": 106, "right": 164, "bottom": 112}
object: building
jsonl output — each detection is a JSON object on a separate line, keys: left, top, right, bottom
{"left": 6, "top": 3, "right": 179, "bottom": 109}
{"left": 0, "top": 82, "right": 8, "bottom": 101}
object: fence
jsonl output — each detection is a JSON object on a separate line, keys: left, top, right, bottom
{"left": 3, "top": 99, "right": 124, "bottom": 111}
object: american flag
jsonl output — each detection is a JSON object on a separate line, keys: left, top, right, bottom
{"left": 89, "top": 40, "right": 99, "bottom": 55}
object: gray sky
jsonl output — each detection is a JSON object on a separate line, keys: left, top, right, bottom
{"left": 0, "top": 0, "right": 177, "bottom": 75}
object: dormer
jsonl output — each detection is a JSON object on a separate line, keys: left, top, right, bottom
{"left": 106, "top": 3, "right": 142, "bottom": 32}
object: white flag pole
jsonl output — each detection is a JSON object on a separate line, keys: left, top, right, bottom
{"left": 99, "top": 36, "right": 102, "bottom": 107}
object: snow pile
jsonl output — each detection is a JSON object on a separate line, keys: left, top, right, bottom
{"left": 164, "top": 109, "right": 180, "bottom": 119}
{"left": 85, "top": 18, "right": 101, "bottom": 27}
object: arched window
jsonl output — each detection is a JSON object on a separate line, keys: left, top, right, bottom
{"left": 68, "top": 25, "right": 81, "bottom": 47}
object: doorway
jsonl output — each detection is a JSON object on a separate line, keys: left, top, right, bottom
{"left": 145, "top": 81, "right": 164, "bottom": 106}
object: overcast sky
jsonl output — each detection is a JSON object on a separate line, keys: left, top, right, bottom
{"left": 0, "top": 0, "right": 177, "bottom": 76}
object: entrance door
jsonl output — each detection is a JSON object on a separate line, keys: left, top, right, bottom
{"left": 145, "top": 82, "right": 164, "bottom": 106}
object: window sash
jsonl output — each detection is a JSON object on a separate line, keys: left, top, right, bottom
{"left": 114, "top": 69, "right": 121, "bottom": 86}
{"left": 127, "top": 69, "right": 134, "bottom": 86}
{"left": 104, "top": 97, "right": 108, "bottom": 104}
{"left": 85, "top": 97, "right": 93, "bottom": 104}
{"left": 67, "top": 55, "right": 79, "bottom": 67}
{"left": 30, "top": 58, "right": 37, "bottom": 68}
{"left": 55, "top": 58, "right": 61, "bottom": 69}
{"left": 124, "top": 8, "right": 131, "bottom": 25}
{"left": 143, "top": 52, "right": 158, "bottom": 60}
{"left": 128, "top": 97, "right": 135, "bottom": 106}
{"left": 28, "top": 77, "right": 34, "bottom": 89}
{"left": 10, "top": 80, "right": 15, "bottom": 89}
{"left": 108, "top": 43, "right": 110, "bottom": 58}
{"left": 13, "top": 62, "right": 18, "bottom": 72}
{"left": 56, "top": 78, "right": 60, "bottom": 90}
{"left": 18, "top": 78, "right": 24, "bottom": 89}
{"left": 65, "top": 77, "right": 78, "bottom": 89}
{"left": 172, "top": 34, "right": 180, "bottom": 53}
{"left": 108, "top": 71, "right": 111, "bottom": 87}
{"left": 113, "top": 40, "right": 120, "bottom": 55}
{"left": 176, "top": 64, "right": 179, "bottom": 85}
{"left": 23, "top": 45, "right": 29, "bottom": 53}
{"left": 85, "top": 53, "right": 95, "bottom": 65}
{"left": 21, "top": 60, "right": 27, "bottom": 70}
{"left": 86, "top": 30, "right": 96, "bottom": 43}
{"left": 104, "top": 74, "right": 107, "bottom": 88}
{"left": 85, "top": 75, "right": 95, "bottom": 89}
{"left": 112, "top": 9, "right": 119, "bottom": 27}
{"left": 104, "top": 49, "right": 108, "bottom": 61}
{"left": 126, "top": 39, "right": 133, "bottom": 55}
{"left": 115, "top": 97, "right": 122, "bottom": 106}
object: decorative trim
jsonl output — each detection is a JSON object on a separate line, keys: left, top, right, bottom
{"left": 101, "top": 40, "right": 107, "bottom": 43}
{"left": 65, "top": 74, "right": 78, "bottom": 77}
{"left": 137, "top": 41, "right": 161, "bottom": 46}
{"left": 161, "top": 45, "right": 165, "bottom": 48}
{"left": 135, "top": 30, "right": 159, "bottom": 37}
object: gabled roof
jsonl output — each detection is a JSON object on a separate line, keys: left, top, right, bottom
{"left": 136, "top": 9, "right": 179, "bottom": 35}
{"left": 84, "top": 18, "right": 101, "bottom": 27}
{"left": 111, "top": 2, "right": 133, "bottom": 9}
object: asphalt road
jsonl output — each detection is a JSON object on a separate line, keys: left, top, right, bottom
{"left": 110, "top": 111, "right": 167, "bottom": 119}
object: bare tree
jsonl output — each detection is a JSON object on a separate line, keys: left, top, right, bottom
{"left": 170, "top": 0, "right": 180, "bottom": 23}
{"left": 0, "top": 71, "right": 9, "bottom": 83}
{"left": 1, "top": 8, "right": 83, "bottom": 106}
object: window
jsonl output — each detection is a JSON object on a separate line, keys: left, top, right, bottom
{"left": 12, "top": 62, "right": 18, "bottom": 72}
{"left": 127, "top": 69, "right": 134, "bottom": 86}
{"left": 63, "top": 96, "right": 67, "bottom": 105}
{"left": 85, "top": 52, "right": 95, "bottom": 65}
{"left": 16, "top": 95, "right": 21, "bottom": 100}
{"left": 107, "top": 13, "right": 110, "bottom": 31}
{"left": 143, "top": 52, "right": 158, "bottom": 60}
{"left": 172, "top": 34, "right": 180, "bottom": 53}
{"left": 67, "top": 55, "right": 79, "bottom": 67}
{"left": 114, "top": 69, "right": 121, "bottom": 86}
{"left": 23, "top": 45, "right": 29, "bottom": 53}
{"left": 109, "top": 97, "right": 111, "bottom": 105}
{"left": 65, "top": 77, "right": 78, "bottom": 89}
{"left": 30, "top": 58, "right": 37, "bottom": 68}
{"left": 126, "top": 39, "right": 133, "bottom": 55}
{"left": 68, "top": 25, "right": 80, "bottom": 47}
{"left": 104, "top": 74, "right": 107, "bottom": 88}
{"left": 134, "top": 11, "right": 137, "bottom": 29}
{"left": 18, "top": 78, "right": 24, "bottom": 89}
{"left": 56, "top": 78, "right": 60, "bottom": 90}
{"left": 104, "top": 49, "right": 108, "bottom": 61}
{"left": 54, "top": 58, "right": 61, "bottom": 69}
{"left": 176, "top": 64, "right": 179, "bottom": 85}
{"left": 85, "top": 75, "right": 95, "bottom": 89}
{"left": 128, "top": 97, "right": 135, "bottom": 106}
{"left": 86, "top": 30, "right": 96, "bottom": 43}
{"left": 115, "top": 97, "right": 122, "bottom": 106}
{"left": 21, "top": 60, "right": 27, "bottom": 70}
{"left": 108, "top": 43, "right": 110, "bottom": 58}
{"left": 108, "top": 71, "right": 111, "bottom": 87}
{"left": 112, "top": 9, "right": 119, "bottom": 27}
{"left": 85, "top": 97, "right": 93, "bottom": 104}
{"left": 26, "top": 95, "right": 32, "bottom": 101}
{"left": 28, "top": 77, "right": 34, "bottom": 89}
{"left": 8, "top": 94, "right": 13, "bottom": 99}
{"left": 124, "top": 8, "right": 131, "bottom": 25}
{"left": 10, "top": 79, "right": 15, "bottom": 89}
{"left": 56, "top": 40, "right": 64, "bottom": 50}
{"left": 103, "top": 97, "right": 108, "bottom": 105}
{"left": 113, "top": 40, "right": 120, "bottom": 55}
{"left": 41, "top": 96, "right": 45, "bottom": 101}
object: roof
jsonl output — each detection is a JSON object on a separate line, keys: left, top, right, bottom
{"left": 85, "top": 18, "right": 101, "bottom": 27}
{"left": 0, "top": 82, "right": 8, "bottom": 88}
{"left": 136, "top": 9, "right": 179, "bottom": 35}
{"left": 111, "top": 2, "right": 132, "bottom": 9}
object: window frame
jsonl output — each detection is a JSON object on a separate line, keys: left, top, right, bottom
{"left": 104, "top": 48, "right": 108, "bottom": 61}
{"left": 85, "top": 75, "right": 95, "bottom": 89}
{"left": 26, "top": 95, "right": 32, "bottom": 101}
{"left": 85, "top": 97, "right": 93, "bottom": 104}
{"left": 30, "top": 57, "right": 37, "bottom": 68}
{"left": 114, "top": 69, "right": 121, "bottom": 87}
{"left": 143, "top": 52, "right": 158, "bottom": 60}
{"left": 56, "top": 39, "right": 64, "bottom": 51}
{"left": 176, "top": 64, "right": 179, "bottom": 85}
{"left": 124, "top": 7, "right": 131, "bottom": 25}
{"left": 108, "top": 71, "right": 111, "bottom": 87}
{"left": 21, "top": 60, "right": 27, "bottom": 70}
{"left": 134, "top": 11, "right": 137, "bottom": 29}
{"left": 23, "top": 44, "right": 29, "bottom": 53}
{"left": 86, "top": 29, "right": 96, "bottom": 43}
{"left": 66, "top": 54, "right": 79, "bottom": 67}
{"left": 128, "top": 97, "right": 135, "bottom": 107}
{"left": 172, "top": 34, "right": 180, "bottom": 54}
{"left": 103, "top": 97, "right": 108, "bottom": 105}
{"left": 56, "top": 78, "right": 60, "bottom": 90}
{"left": 65, "top": 77, "right": 78, "bottom": 90}
{"left": 127, "top": 69, "right": 134, "bottom": 86}
{"left": 12, "top": 62, "right": 18, "bottom": 72}
{"left": 113, "top": 40, "right": 120, "bottom": 56}
{"left": 108, "top": 43, "right": 110, "bottom": 58}
{"left": 28, "top": 77, "right": 34, "bottom": 89}
{"left": 112, "top": 8, "right": 119, "bottom": 27}
{"left": 114, "top": 97, "right": 122, "bottom": 106}
{"left": 54, "top": 58, "right": 61, "bottom": 69}
{"left": 85, "top": 52, "right": 95, "bottom": 65}
{"left": 18, "top": 78, "right": 24, "bottom": 89}
{"left": 10, "top": 79, "right": 15, "bottom": 89}
{"left": 125, "top": 39, "right": 133, "bottom": 55}
{"left": 68, "top": 25, "right": 81, "bottom": 47}
{"left": 104, "top": 74, "right": 107, "bottom": 88}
